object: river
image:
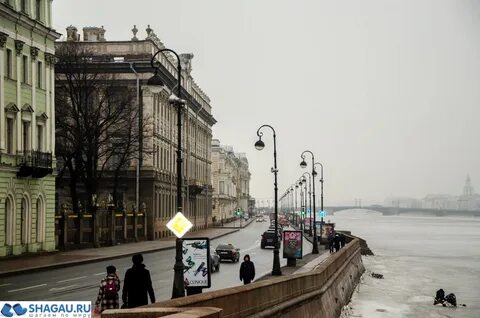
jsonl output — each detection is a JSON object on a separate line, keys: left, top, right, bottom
{"left": 330, "top": 210, "right": 480, "bottom": 318}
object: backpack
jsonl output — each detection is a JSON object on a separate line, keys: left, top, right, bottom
{"left": 104, "top": 278, "right": 118, "bottom": 299}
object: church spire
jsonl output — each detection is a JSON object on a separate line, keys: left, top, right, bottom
{"left": 463, "top": 174, "right": 474, "bottom": 197}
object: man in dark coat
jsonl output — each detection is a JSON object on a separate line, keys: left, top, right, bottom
{"left": 328, "top": 231, "right": 335, "bottom": 254}
{"left": 122, "top": 254, "right": 155, "bottom": 308}
{"left": 334, "top": 233, "right": 341, "bottom": 252}
{"left": 239, "top": 254, "right": 255, "bottom": 285}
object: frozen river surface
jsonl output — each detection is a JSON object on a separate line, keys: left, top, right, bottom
{"left": 330, "top": 210, "right": 480, "bottom": 318}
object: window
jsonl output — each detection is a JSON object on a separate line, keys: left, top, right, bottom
{"left": 36, "top": 0, "right": 42, "bottom": 20}
{"left": 37, "top": 61, "right": 42, "bottom": 88}
{"left": 6, "top": 118, "right": 14, "bottom": 154}
{"left": 37, "top": 124, "right": 43, "bottom": 151}
{"left": 22, "top": 55, "right": 28, "bottom": 83}
{"left": 6, "top": 49, "right": 13, "bottom": 79}
{"left": 22, "top": 121, "right": 30, "bottom": 151}
{"left": 20, "top": 0, "right": 27, "bottom": 13}
{"left": 219, "top": 181, "right": 225, "bottom": 194}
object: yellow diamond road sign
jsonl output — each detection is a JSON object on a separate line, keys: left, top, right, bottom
{"left": 166, "top": 212, "right": 193, "bottom": 238}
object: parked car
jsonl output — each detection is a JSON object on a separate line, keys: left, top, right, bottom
{"left": 269, "top": 225, "right": 283, "bottom": 240}
{"left": 215, "top": 244, "right": 240, "bottom": 262}
{"left": 210, "top": 251, "right": 221, "bottom": 272}
{"left": 261, "top": 231, "right": 281, "bottom": 249}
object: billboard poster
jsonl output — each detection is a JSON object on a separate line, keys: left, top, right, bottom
{"left": 322, "top": 223, "right": 335, "bottom": 238}
{"left": 283, "top": 230, "right": 303, "bottom": 259}
{"left": 182, "top": 237, "right": 211, "bottom": 288}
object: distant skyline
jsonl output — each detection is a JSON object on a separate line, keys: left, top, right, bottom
{"left": 53, "top": 0, "right": 480, "bottom": 205}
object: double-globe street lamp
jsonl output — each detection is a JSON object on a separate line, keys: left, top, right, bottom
{"left": 254, "top": 124, "right": 282, "bottom": 276}
{"left": 148, "top": 48, "right": 187, "bottom": 298}
{"left": 314, "top": 162, "right": 325, "bottom": 242}
{"left": 300, "top": 150, "right": 319, "bottom": 254}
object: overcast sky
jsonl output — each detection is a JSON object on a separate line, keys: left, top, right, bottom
{"left": 53, "top": 0, "right": 480, "bottom": 205}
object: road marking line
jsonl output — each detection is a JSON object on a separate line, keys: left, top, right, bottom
{"left": 57, "top": 276, "right": 87, "bottom": 284}
{"left": 0, "top": 283, "right": 12, "bottom": 287}
{"left": 8, "top": 284, "right": 47, "bottom": 293}
{"left": 94, "top": 272, "right": 106, "bottom": 276}
{"left": 49, "top": 284, "right": 78, "bottom": 292}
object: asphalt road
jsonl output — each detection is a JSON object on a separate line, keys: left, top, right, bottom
{"left": 0, "top": 221, "right": 312, "bottom": 302}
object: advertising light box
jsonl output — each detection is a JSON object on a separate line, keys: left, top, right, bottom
{"left": 182, "top": 237, "right": 211, "bottom": 288}
{"left": 283, "top": 230, "right": 303, "bottom": 259}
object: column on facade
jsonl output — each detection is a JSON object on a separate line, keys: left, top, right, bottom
{"left": 15, "top": 41, "right": 23, "bottom": 152}
{"left": 0, "top": 34, "right": 6, "bottom": 151}
{"left": 45, "top": 54, "right": 51, "bottom": 152}
{"left": 30, "top": 47, "right": 38, "bottom": 150}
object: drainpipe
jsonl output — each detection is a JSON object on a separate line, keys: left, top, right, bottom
{"left": 129, "top": 62, "right": 141, "bottom": 238}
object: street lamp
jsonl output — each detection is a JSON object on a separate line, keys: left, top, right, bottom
{"left": 314, "top": 162, "right": 324, "bottom": 242}
{"left": 149, "top": 48, "right": 187, "bottom": 299}
{"left": 254, "top": 124, "right": 282, "bottom": 276}
{"left": 300, "top": 177, "right": 307, "bottom": 233}
{"left": 300, "top": 150, "right": 319, "bottom": 254}
{"left": 302, "top": 172, "right": 312, "bottom": 236}
{"left": 298, "top": 179, "right": 304, "bottom": 231}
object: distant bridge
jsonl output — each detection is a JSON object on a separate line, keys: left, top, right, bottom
{"left": 257, "top": 206, "right": 480, "bottom": 217}
{"left": 325, "top": 206, "right": 480, "bottom": 217}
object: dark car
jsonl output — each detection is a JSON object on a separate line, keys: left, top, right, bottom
{"left": 268, "top": 225, "right": 283, "bottom": 240}
{"left": 210, "top": 251, "right": 221, "bottom": 272}
{"left": 261, "top": 230, "right": 281, "bottom": 249}
{"left": 215, "top": 244, "right": 240, "bottom": 262}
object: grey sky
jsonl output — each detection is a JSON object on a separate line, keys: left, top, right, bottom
{"left": 53, "top": 0, "right": 480, "bottom": 205}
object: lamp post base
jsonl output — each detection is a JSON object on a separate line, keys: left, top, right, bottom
{"left": 312, "top": 236, "right": 319, "bottom": 254}
{"left": 272, "top": 247, "right": 282, "bottom": 276}
{"left": 171, "top": 238, "right": 185, "bottom": 299}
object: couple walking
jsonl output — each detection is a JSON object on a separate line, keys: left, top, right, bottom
{"left": 94, "top": 254, "right": 155, "bottom": 313}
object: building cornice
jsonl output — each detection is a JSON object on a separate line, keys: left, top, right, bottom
{"left": 55, "top": 59, "right": 217, "bottom": 126}
{"left": 0, "top": 4, "right": 61, "bottom": 41}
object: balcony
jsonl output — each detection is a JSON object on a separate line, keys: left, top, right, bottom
{"left": 16, "top": 151, "right": 53, "bottom": 178}
{"left": 188, "top": 179, "right": 205, "bottom": 196}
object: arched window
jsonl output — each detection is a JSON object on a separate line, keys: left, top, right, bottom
{"left": 5, "top": 196, "right": 15, "bottom": 246}
{"left": 36, "top": 196, "right": 45, "bottom": 243}
{"left": 21, "top": 196, "right": 31, "bottom": 245}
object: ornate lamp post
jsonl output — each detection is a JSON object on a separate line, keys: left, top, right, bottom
{"left": 300, "top": 150, "right": 319, "bottom": 254}
{"left": 255, "top": 125, "right": 282, "bottom": 276}
{"left": 298, "top": 179, "right": 304, "bottom": 231}
{"left": 314, "top": 162, "right": 324, "bottom": 241}
{"left": 148, "top": 48, "right": 187, "bottom": 298}
{"left": 302, "top": 172, "right": 312, "bottom": 236}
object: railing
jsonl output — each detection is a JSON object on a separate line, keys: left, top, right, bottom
{"left": 17, "top": 150, "right": 53, "bottom": 169}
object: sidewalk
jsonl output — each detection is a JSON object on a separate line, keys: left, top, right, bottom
{"left": 0, "top": 227, "right": 239, "bottom": 278}
{"left": 256, "top": 249, "right": 330, "bottom": 282}
{"left": 213, "top": 217, "right": 255, "bottom": 229}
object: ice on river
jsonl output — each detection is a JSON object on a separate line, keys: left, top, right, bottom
{"left": 332, "top": 210, "right": 480, "bottom": 318}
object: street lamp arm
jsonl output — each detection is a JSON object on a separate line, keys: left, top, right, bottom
{"left": 314, "top": 162, "right": 324, "bottom": 180}
{"left": 150, "top": 48, "right": 182, "bottom": 98}
{"left": 256, "top": 124, "right": 276, "bottom": 139}
{"left": 301, "top": 150, "right": 314, "bottom": 161}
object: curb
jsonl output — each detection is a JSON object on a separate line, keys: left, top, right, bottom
{"left": 0, "top": 229, "right": 240, "bottom": 278}
{"left": 213, "top": 218, "right": 255, "bottom": 230}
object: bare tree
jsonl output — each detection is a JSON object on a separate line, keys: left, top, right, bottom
{"left": 55, "top": 42, "right": 151, "bottom": 245}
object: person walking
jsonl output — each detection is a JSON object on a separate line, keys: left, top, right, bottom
{"left": 239, "top": 254, "right": 255, "bottom": 285}
{"left": 94, "top": 265, "right": 121, "bottom": 313}
{"left": 328, "top": 230, "right": 335, "bottom": 254}
{"left": 334, "top": 233, "right": 341, "bottom": 252}
{"left": 122, "top": 254, "right": 155, "bottom": 308}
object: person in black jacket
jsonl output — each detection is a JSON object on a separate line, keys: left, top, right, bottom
{"left": 122, "top": 254, "right": 155, "bottom": 308}
{"left": 239, "top": 254, "right": 255, "bottom": 285}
